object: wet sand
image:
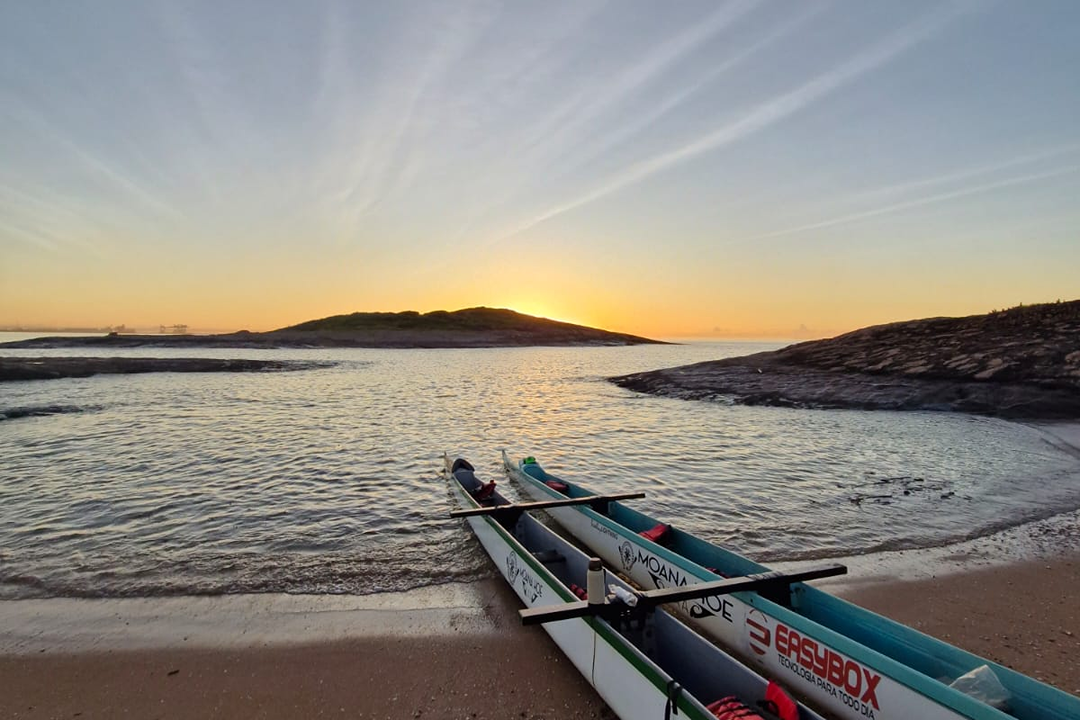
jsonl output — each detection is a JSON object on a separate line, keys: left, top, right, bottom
{"left": 2, "top": 636, "right": 611, "bottom": 720}
{"left": 0, "top": 581, "right": 611, "bottom": 719}
{"left": 3, "top": 559, "right": 1078, "bottom": 718}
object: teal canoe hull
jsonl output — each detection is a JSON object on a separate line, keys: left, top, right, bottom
{"left": 504, "top": 452, "right": 1080, "bottom": 720}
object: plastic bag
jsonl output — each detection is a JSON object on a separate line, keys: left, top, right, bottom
{"left": 948, "top": 665, "right": 1010, "bottom": 711}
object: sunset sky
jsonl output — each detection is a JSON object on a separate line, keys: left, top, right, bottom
{"left": 2, "top": 1, "right": 1078, "bottom": 338}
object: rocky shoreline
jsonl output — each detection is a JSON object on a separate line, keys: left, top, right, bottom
{"left": 612, "top": 301, "right": 1080, "bottom": 420}
{"left": 0, "top": 357, "right": 333, "bottom": 382}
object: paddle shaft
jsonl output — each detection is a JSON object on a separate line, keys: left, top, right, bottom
{"left": 520, "top": 563, "right": 847, "bottom": 625}
{"left": 636, "top": 563, "right": 846, "bottom": 608}
{"left": 449, "top": 492, "right": 645, "bottom": 518}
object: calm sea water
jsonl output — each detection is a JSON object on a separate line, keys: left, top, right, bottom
{"left": 2, "top": 333, "right": 1079, "bottom": 599}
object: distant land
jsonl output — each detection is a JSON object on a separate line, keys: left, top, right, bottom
{"left": 612, "top": 301, "right": 1080, "bottom": 420}
{"left": 0, "top": 308, "right": 665, "bottom": 349}
{"left": 0, "top": 325, "right": 133, "bottom": 334}
{"left": 0, "top": 357, "right": 332, "bottom": 383}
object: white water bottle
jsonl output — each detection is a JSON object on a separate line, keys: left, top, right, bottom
{"left": 586, "top": 558, "right": 605, "bottom": 604}
{"left": 608, "top": 584, "right": 638, "bottom": 607}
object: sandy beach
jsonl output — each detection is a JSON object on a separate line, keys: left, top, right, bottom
{"left": 0, "top": 581, "right": 610, "bottom": 720}
{"left": 1, "top": 636, "right": 611, "bottom": 720}
{"left": 2, "top": 553, "right": 1077, "bottom": 719}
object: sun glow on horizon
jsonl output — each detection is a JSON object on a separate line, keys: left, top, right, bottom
{"left": 503, "top": 303, "right": 586, "bottom": 328}
{"left": 2, "top": 3, "right": 1078, "bottom": 339}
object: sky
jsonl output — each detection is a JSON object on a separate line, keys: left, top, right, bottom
{"left": 1, "top": 1, "right": 1078, "bottom": 339}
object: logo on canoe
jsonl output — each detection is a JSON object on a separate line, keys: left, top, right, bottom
{"left": 506, "top": 554, "right": 523, "bottom": 585}
{"left": 774, "top": 622, "right": 881, "bottom": 714}
{"left": 505, "top": 554, "right": 542, "bottom": 603}
{"left": 746, "top": 610, "right": 771, "bottom": 656}
{"left": 618, "top": 542, "right": 734, "bottom": 622}
{"left": 589, "top": 519, "right": 619, "bottom": 541}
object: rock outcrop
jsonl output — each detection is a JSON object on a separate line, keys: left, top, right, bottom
{"left": 612, "top": 301, "right": 1080, "bottom": 419}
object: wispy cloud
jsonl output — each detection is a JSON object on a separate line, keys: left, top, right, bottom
{"left": 500, "top": 2, "right": 975, "bottom": 240}
{"left": 844, "top": 142, "right": 1080, "bottom": 205}
{"left": 336, "top": 0, "right": 502, "bottom": 222}
{"left": 1, "top": 100, "right": 182, "bottom": 224}
{"left": 516, "top": 0, "right": 760, "bottom": 162}
{"left": 450, "top": 1, "right": 761, "bottom": 242}
{"left": 741, "top": 163, "right": 1080, "bottom": 242}
{"left": 452, "top": 0, "right": 612, "bottom": 112}
{"left": 0, "top": 182, "right": 107, "bottom": 254}
{"left": 0, "top": 221, "right": 59, "bottom": 252}
{"left": 557, "top": 3, "right": 829, "bottom": 179}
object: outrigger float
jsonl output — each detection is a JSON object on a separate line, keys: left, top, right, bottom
{"left": 502, "top": 451, "right": 1080, "bottom": 720}
{"left": 445, "top": 454, "right": 835, "bottom": 720}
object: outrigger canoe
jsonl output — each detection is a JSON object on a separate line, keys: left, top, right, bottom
{"left": 503, "top": 451, "right": 1080, "bottom": 720}
{"left": 445, "top": 455, "right": 837, "bottom": 720}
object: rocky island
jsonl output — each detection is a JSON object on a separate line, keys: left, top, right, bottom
{"left": 612, "top": 301, "right": 1080, "bottom": 420}
{"left": 0, "top": 357, "right": 333, "bottom": 383}
{"left": 0, "top": 308, "right": 663, "bottom": 349}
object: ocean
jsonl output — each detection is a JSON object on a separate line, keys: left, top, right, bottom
{"left": 2, "top": 334, "right": 1079, "bottom": 599}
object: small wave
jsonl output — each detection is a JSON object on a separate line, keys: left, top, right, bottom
{"left": 0, "top": 560, "right": 496, "bottom": 601}
{"left": 756, "top": 500, "right": 1080, "bottom": 563}
{"left": 0, "top": 404, "right": 97, "bottom": 421}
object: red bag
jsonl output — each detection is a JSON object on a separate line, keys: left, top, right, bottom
{"left": 763, "top": 681, "right": 799, "bottom": 720}
{"left": 706, "top": 696, "right": 764, "bottom": 719}
{"left": 639, "top": 523, "right": 672, "bottom": 545}
{"left": 706, "top": 682, "right": 798, "bottom": 720}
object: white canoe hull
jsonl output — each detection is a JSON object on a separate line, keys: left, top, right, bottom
{"left": 448, "top": 464, "right": 705, "bottom": 720}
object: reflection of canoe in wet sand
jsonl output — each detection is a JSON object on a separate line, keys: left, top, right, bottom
{"left": 445, "top": 454, "right": 832, "bottom": 720}
{"left": 503, "top": 451, "right": 1080, "bottom": 720}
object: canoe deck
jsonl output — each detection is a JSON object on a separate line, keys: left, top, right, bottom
{"left": 447, "top": 455, "right": 826, "bottom": 720}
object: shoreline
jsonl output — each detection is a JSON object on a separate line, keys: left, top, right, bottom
{"left": 772, "top": 419, "right": 1080, "bottom": 594}
{"left": 4, "top": 554, "right": 1078, "bottom": 717}
{"left": 611, "top": 361, "right": 1080, "bottom": 420}
{"left": 0, "top": 582, "right": 513, "bottom": 655}
{"left": 769, "top": 504, "right": 1080, "bottom": 595}
{"left": 1034, "top": 420, "right": 1080, "bottom": 460}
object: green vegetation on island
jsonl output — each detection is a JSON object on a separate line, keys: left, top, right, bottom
{"left": 281, "top": 307, "right": 577, "bottom": 332}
